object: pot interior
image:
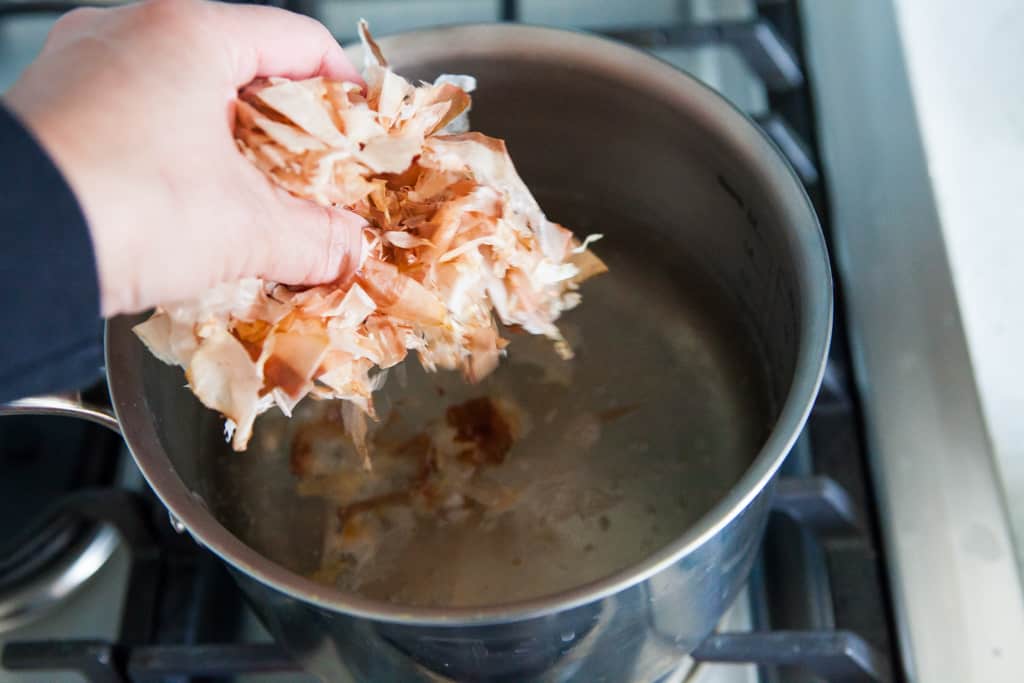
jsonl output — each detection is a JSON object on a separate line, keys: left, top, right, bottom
{"left": 129, "top": 38, "right": 808, "bottom": 609}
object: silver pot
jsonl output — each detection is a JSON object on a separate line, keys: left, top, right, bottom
{"left": 3, "top": 24, "right": 831, "bottom": 683}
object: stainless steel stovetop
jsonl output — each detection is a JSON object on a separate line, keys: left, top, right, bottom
{"left": 2, "top": 1, "right": 1022, "bottom": 681}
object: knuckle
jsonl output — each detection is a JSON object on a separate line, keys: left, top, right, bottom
{"left": 52, "top": 7, "right": 99, "bottom": 34}
{"left": 292, "top": 12, "right": 336, "bottom": 47}
{"left": 135, "top": 0, "right": 194, "bottom": 28}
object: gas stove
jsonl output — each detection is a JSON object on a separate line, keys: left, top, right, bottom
{"left": 6, "top": 0, "right": 1017, "bottom": 681}
{"left": 0, "top": 437, "right": 894, "bottom": 683}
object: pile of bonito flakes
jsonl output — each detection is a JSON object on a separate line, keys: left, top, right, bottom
{"left": 134, "top": 22, "right": 605, "bottom": 463}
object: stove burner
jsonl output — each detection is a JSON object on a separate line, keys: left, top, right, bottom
{"left": 0, "top": 389, "right": 124, "bottom": 631}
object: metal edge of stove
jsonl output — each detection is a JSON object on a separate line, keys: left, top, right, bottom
{"left": 799, "top": 1, "right": 1024, "bottom": 681}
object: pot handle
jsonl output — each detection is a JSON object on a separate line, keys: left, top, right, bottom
{"left": 0, "top": 393, "right": 121, "bottom": 434}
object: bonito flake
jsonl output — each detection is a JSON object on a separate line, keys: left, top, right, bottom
{"left": 133, "top": 22, "right": 606, "bottom": 461}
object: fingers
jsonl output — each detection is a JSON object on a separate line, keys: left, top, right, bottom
{"left": 253, "top": 187, "right": 366, "bottom": 287}
{"left": 204, "top": 2, "right": 362, "bottom": 85}
{"left": 42, "top": 1, "right": 361, "bottom": 86}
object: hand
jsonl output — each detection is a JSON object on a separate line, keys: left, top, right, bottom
{"left": 4, "top": 0, "right": 365, "bottom": 316}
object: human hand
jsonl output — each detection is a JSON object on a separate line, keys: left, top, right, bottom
{"left": 4, "top": 0, "right": 365, "bottom": 316}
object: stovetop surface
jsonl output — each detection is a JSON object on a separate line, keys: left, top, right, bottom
{"left": 0, "top": 1, "right": 903, "bottom": 681}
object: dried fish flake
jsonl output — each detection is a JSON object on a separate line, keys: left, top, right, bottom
{"left": 133, "top": 22, "right": 605, "bottom": 454}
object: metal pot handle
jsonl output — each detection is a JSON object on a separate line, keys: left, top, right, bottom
{"left": 1, "top": 393, "right": 194, "bottom": 536}
{"left": 0, "top": 394, "right": 121, "bottom": 434}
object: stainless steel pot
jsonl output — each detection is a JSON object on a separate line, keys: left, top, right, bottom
{"left": 2, "top": 24, "right": 831, "bottom": 683}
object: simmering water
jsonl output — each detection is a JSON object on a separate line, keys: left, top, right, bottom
{"left": 209, "top": 226, "right": 771, "bottom": 608}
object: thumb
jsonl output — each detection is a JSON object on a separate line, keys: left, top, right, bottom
{"left": 256, "top": 189, "right": 366, "bottom": 286}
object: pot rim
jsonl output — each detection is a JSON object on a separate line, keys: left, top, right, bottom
{"left": 107, "top": 23, "right": 832, "bottom": 626}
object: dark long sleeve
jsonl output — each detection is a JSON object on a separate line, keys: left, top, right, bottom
{"left": 0, "top": 104, "right": 103, "bottom": 402}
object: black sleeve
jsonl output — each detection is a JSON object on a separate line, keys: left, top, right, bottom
{"left": 0, "top": 103, "right": 104, "bottom": 402}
